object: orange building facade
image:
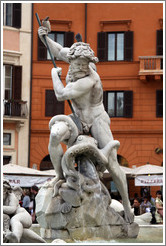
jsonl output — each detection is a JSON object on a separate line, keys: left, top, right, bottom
{"left": 30, "top": 3, "right": 163, "bottom": 198}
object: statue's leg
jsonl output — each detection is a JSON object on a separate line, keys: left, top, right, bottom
{"left": 7, "top": 212, "right": 32, "bottom": 243}
{"left": 6, "top": 217, "right": 23, "bottom": 243}
{"left": 107, "top": 151, "right": 134, "bottom": 223}
{"left": 3, "top": 214, "right": 10, "bottom": 243}
{"left": 3, "top": 214, "right": 10, "bottom": 232}
{"left": 91, "top": 115, "right": 134, "bottom": 223}
{"left": 48, "top": 121, "right": 70, "bottom": 196}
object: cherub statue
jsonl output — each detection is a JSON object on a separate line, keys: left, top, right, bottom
{"left": 3, "top": 179, "right": 46, "bottom": 243}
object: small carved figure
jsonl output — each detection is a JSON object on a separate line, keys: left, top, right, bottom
{"left": 38, "top": 21, "right": 133, "bottom": 224}
{"left": 3, "top": 179, "right": 46, "bottom": 243}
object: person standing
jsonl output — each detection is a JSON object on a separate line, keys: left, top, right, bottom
{"left": 22, "top": 189, "right": 31, "bottom": 214}
{"left": 155, "top": 190, "right": 163, "bottom": 223}
{"left": 30, "top": 186, "right": 39, "bottom": 223}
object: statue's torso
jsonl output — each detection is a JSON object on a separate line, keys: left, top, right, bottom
{"left": 71, "top": 78, "right": 104, "bottom": 124}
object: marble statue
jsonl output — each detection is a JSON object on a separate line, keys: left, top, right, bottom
{"left": 36, "top": 18, "right": 139, "bottom": 241}
{"left": 3, "top": 179, "right": 46, "bottom": 243}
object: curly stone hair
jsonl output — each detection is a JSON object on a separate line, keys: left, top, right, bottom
{"left": 67, "top": 42, "right": 98, "bottom": 63}
{"left": 3, "top": 179, "right": 12, "bottom": 192}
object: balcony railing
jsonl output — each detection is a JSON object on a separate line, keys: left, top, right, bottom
{"left": 3, "top": 99, "right": 28, "bottom": 118}
{"left": 139, "top": 56, "right": 163, "bottom": 80}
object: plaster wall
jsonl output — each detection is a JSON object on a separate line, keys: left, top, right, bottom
{"left": 3, "top": 3, "right": 32, "bottom": 167}
{"left": 30, "top": 3, "right": 163, "bottom": 185}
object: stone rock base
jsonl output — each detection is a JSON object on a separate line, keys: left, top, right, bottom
{"left": 40, "top": 223, "right": 139, "bottom": 241}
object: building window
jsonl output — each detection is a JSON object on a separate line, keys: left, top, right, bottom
{"left": 47, "top": 32, "right": 64, "bottom": 59}
{"left": 156, "top": 30, "right": 163, "bottom": 55}
{"left": 3, "top": 3, "right": 21, "bottom": 28}
{"left": 45, "top": 90, "right": 64, "bottom": 117}
{"left": 4, "top": 65, "right": 12, "bottom": 100}
{"left": 3, "top": 156, "right": 11, "bottom": 165}
{"left": 3, "top": 65, "right": 22, "bottom": 116}
{"left": 3, "top": 130, "right": 15, "bottom": 148}
{"left": 38, "top": 31, "right": 74, "bottom": 61}
{"left": 108, "top": 33, "right": 124, "bottom": 61}
{"left": 97, "top": 31, "right": 133, "bottom": 62}
{"left": 156, "top": 29, "right": 163, "bottom": 69}
{"left": 156, "top": 90, "right": 163, "bottom": 117}
{"left": 3, "top": 133, "right": 11, "bottom": 146}
{"left": 103, "top": 91, "right": 133, "bottom": 118}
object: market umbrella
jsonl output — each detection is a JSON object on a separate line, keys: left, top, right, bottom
{"left": 131, "top": 164, "right": 163, "bottom": 176}
{"left": 3, "top": 164, "right": 55, "bottom": 187}
{"left": 3, "top": 163, "right": 55, "bottom": 176}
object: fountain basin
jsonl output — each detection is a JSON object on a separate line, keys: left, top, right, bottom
{"left": 31, "top": 224, "right": 163, "bottom": 244}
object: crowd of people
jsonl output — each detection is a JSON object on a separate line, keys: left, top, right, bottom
{"left": 19, "top": 185, "right": 39, "bottom": 223}
{"left": 18, "top": 184, "right": 163, "bottom": 224}
{"left": 130, "top": 189, "right": 163, "bottom": 223}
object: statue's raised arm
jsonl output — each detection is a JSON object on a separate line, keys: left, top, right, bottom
{"left": 38, "top": 19, "right": 70, "bottom": 63}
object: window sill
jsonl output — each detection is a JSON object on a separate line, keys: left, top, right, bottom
{"left": 98, "top": 61, "right": 138, "bottom": 65}
{"left": 3, "top": 25, "right": 20, "bottom": 32}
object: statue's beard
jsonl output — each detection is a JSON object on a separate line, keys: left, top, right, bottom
{"left": 67, "top": 66, "right": 89, "bottom": 82}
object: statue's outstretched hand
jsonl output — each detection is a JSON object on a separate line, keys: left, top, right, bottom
{"left": 42, "top": 19, "right": 51, "bottom": 32}
{"left": 51, "top": 67, "right": 62, "bottom": 79}
{"left": 38, "top": 26, "right": 49, "bottom": 38}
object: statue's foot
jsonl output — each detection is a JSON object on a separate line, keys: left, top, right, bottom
{"left": 124, "top": 209, "right": 134, "bottom": 224}
{"left": 6, "top": 232, "right": 19, "bottom": 243}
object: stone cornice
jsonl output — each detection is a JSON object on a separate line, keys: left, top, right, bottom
{"left": 3, "top": 50, "right": 22, "bottom": 65}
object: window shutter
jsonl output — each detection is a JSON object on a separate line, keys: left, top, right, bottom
{"left": 13, "top": 3, "right": 21, "bottom": 28}
{"left": 97, "top": 32, "right": 107, "bottom": 61}
{"left": 156, "top": 30, "right": 163, "bottom": 55}
{"left": 103, "top": 91, "right": 107, "bottom": 111}
{"left": 124, "top": 31, "right": 133, "bottom": 61}
{"left": 12, "top": 66, "right": 22, "bottom": 100}
{"left": 124, "top": 91, "right": 133, "bottom": 117}
{"left": 45, "top": 90, "right": 64, "bottom": 117}
{"left": 38, "top": 37, "right": 47, "bottom": 60}
{"left": 64, "top": 32, "right": 74, "bottom": 47}
{"left": 156, "top": 90, "right": 163, "bottom": 117}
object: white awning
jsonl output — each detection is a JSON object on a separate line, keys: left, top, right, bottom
{"left": 3, "top": 174, "right": 53, "bottom": 187}
{"left": 131, "top": 164, "right": 163, "bottom": 176}
{"left": 135, "top": 175, "right": 163, "bottom": 186}
{"left": 3, "top": 164, "right": 56, "bottom": 176}
{"left": 3, "top": 164, "right": 56, "bottom": 187}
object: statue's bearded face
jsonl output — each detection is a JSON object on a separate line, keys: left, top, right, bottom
{"left": 70, "top": 57, "right": 89, "bottom": 80}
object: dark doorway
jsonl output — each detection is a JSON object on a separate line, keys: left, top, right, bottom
{"left": 40, "top": 155, "right": 53, "bottom": 171}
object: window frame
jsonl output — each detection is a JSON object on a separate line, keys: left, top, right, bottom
{"left": 108, "top": 32, "right": 125, "bottom": 61}
{"left": 38, "top": 31, "right": 74, "bottom": 61}
{"left": 3, "top": 133, "right": 11, "bottom": 146}
{"left": 3, "top": 3, "right": 13, "bottom": 26}
{"left": 97, "top": 31, "right": 133, "bottom": 62}
{"left": 156, "top": 90, "right": 163, "bottom": 118}
{"left": 45, "top": 89, "right": 64, "bottom": 117}
{"left": 3, "top": 64, "right": 13, "bottom": 101}
{"left": 107, "top": 91, "right": 125, "bottom": 117}
{"left": 3, "top": 155, "right": 12, "bottom": 165}
{"left": 3, "top": 130, "right": 15, "bottom": 149}
{"left": 47, "top": 31, "right": 65, "bottom": 60}
{"left": 3, "top": 3, "right": 21, "bottom": 28}
{"left": 103, "top": 90, "right": 133, "bottom": 118}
